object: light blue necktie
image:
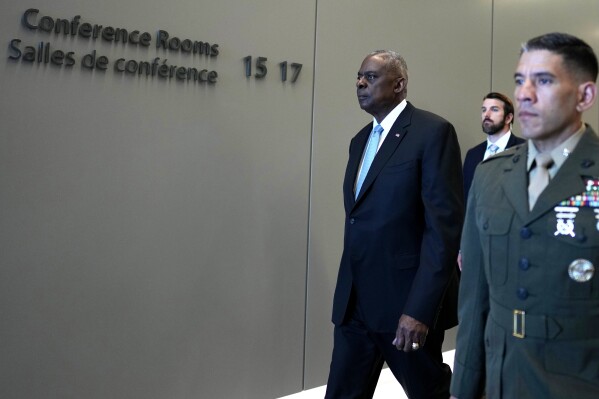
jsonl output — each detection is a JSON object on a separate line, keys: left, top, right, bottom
{"left": 355, "top": 124, "right": 383, "bottom": 199}
{"left": 487, "top": 143, "right": 500, "bottom": 156}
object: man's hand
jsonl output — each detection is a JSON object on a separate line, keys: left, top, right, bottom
{"left": 392, "top": 314, "right": 428, "bottom": 352}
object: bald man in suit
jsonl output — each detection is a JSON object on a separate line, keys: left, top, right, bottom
{"left": 326, "top": 50, "right": 464, "bottom": 399}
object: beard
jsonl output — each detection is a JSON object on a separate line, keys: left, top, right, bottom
{"left": 482, "top": 118, "right": 506, "bottom": 135}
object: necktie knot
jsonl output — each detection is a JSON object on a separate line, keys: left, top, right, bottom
{"left": 535, "top": 152, "right": 554, "bottom": 169}
{"left": 488, "top": 143, "right": 500, "bottom": 155}
{"left": 373, "top": 124, "right": 384, "bottom": 136}
{"left": 528, "top": 152, "right": 554, "bottom": 210}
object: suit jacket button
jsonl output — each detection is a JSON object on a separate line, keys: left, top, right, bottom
{"left": 519, "top": 258, "right": 530, "bottom": 271}
{"left": 350, "top": 218, "right": 355, "bottom": 224}
{"left": 517, "top": 287, "right": 529, "bottom": 300}
{"left": 520, "top": 227, "right": 532, "bottom": 239}
{"left": 581, "top": 159, "right": 595, "bottom": 168}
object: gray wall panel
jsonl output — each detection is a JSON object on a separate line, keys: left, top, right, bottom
{"left": 306, "top": 0, "right": 491, "bottom": 389}
{"left": 0, "top": 1, "right": 315, "bottom": 398}
{"left": 2, "top": 1, "right": 599, "bottom": 398}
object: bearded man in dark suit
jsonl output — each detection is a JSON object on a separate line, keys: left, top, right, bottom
{"left": 462, "top": 92, "right": 525, "bottom": 202}
{"left": 459, "top": 93, "right": 525, "bottom": 270}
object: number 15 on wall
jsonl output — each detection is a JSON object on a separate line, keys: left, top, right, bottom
{"left": 244, "top": 56, "right": 302, "bottom": 83}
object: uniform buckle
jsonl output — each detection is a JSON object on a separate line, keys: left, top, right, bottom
{"left": 513, "top": 309, "right": 525, "bottom": 338}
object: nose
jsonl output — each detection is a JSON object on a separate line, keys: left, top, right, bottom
{"left": 515, "top": 79, "right": 535, "bottom": 104}
{"left": 356, "top": 76, "right": 367, "bottom": 88}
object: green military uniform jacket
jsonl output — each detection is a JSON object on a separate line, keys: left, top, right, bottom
{"left": 451, "top": 126, "right": 599, "bottom": 399}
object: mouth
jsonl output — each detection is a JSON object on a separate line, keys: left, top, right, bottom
{"left": 518, "top": 111, "right": 537, "bottom": 119}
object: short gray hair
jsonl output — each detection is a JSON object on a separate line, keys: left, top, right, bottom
{"left": 369, "top": 50, "right": 408, "bottom": 95}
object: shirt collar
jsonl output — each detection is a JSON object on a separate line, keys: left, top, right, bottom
{"left": 373, "top": 99, "right": 407, "bottom": 134}
{"left": 487, "top": 130, "right": 512, "bottom": 151}
{"left": 527, "top": 123, "right": 586, "bottom": 172}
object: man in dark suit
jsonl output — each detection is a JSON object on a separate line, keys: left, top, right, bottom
{"left": 325, "top": 50, "right": 464, "bottom": 398}
{"left": 459, "top": 93, "right": 525, "bottom": 270}
{"left": 462, "top": 92, "right": 525, "bottom": 202}
{"left": 451, "top": 33, "right": 599, "bottom": 399}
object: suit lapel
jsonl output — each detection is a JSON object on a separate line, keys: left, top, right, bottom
{"left": 527, "top": 128, "right": 599, "bottom": 223}
{"left": 474, "top": 143, "right": 486, "bottom": 163}
{"left": 352, "top": 103, "right": 413, "bottom": 208}
{"left": 344, "top": 124, "right": 372, "bottom": 211}
{"left": 506, "top": 134, "right": 521, "bottom": 149}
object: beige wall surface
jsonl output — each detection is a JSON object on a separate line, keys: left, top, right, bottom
{"left": 306, "top": 0, "right": 491, "bottom": 388}
{"left": 307, "top": 0, "right": 599, "bottom": 390}
{"left": 1, "top": 1, "right": 315, "bottom": 398}
{"left": 1, "top": 1, "right": 598, "bottom": 398}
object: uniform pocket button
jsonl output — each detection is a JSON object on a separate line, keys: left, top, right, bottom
{"left": 517, "top": 287, "right": 529, "bottom": 300}
{"left": 520, "top": 227, "right": 532, "bottom": 239}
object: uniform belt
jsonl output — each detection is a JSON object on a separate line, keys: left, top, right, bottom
{"left": 489, "top": 298, "right": 599, "bottom": 340}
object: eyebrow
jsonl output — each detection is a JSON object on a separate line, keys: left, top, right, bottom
{"left": 514, "top": 71, "right": 556, "bottom": 79}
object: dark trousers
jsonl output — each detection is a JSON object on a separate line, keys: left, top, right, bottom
{"left": 325, "top": 305, "right": 451, "bottom": 399}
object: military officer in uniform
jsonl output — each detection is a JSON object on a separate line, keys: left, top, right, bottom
{"left": 450, "top": 32, "right": 599, "bottom": 399}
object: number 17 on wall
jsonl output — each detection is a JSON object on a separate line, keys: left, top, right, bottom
{"left": 244, "top": 56, "right": 302, "bottom": 83}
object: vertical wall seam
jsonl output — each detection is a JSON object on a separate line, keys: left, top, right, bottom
{"left": 490, "top": 0, "right": 494, "bottom": 91}
{"left": 302, "top": 0, "right": 319, "bottom": 392}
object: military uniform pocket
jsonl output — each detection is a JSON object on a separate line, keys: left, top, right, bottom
{"left": 477, "top": 207, "right": 514, "bottom": 286}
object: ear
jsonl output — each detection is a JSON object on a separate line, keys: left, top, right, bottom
{"left": 505, "top": 112, "right": 514, "bottom": 125}
{"left": 394, "top": 77, "right": 407, "bottom": 94}
{"left": 576, "top": 81, "right": 597, "bottom": 112}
